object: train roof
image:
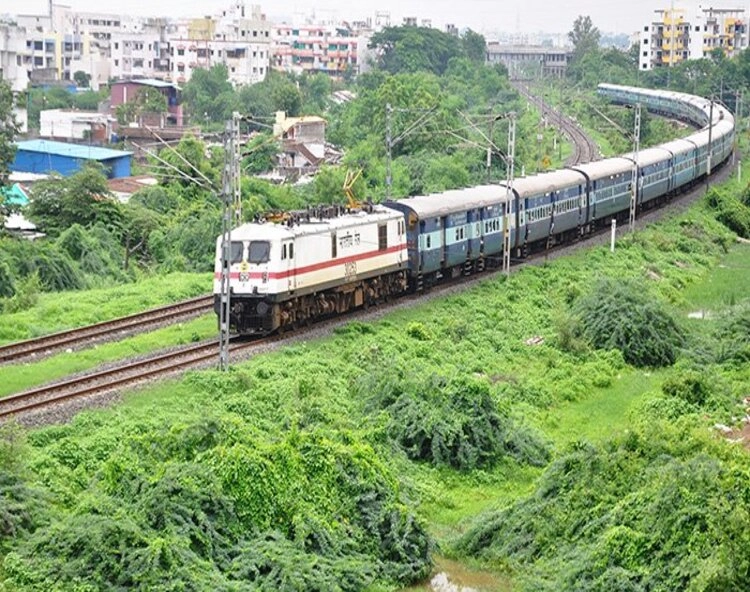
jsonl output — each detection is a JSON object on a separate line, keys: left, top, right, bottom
{"left": 500, "top": 168, "right": 584, "bottom": 195}
{"left": 386, "top": 185, "right": 508, "bottom": 218}
{"left": 621, "top": 147, "right": 672, "bottom": 166}
{"left": 570, "top": 157, "right": 634, "bottom": 179}
{"left": 657, "top": 138, "right": 698, "bottom": 155}
{"left": 225, "top": 206, "right": 400, "bottom": 242}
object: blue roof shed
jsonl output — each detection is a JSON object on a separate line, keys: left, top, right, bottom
{"left": 11, "top": 140, "right": 133, "bottom": 179}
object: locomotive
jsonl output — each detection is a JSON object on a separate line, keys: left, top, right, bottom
{"left": 214, "top": 84, "right": 735, "bottom": 334}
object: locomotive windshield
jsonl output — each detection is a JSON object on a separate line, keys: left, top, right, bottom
{"left": 229, "top": 241, "right": 244, "bottom": 263}
{"left": 248, "top": 241, "right": 271, "bottom": 264}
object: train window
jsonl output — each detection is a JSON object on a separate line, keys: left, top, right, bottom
{"left": 230, "top": 241, "right": 244, "bottom": 263}
{"left": 455, "top": 229, "right": 460, "bottom": 241}
{"left": 248, "top": 241, "right": 270, "bottom": 264}
{"left": 426, "top": 235, "right": 431, "bottom": 249}
{"left": 331, "top": 233, "right": 337, "bottom": 258}
{"left": 378, "top": 224, "right": 387, "bottom": 251}
{"left": 289, "top": 243, "right": 294, "bottom": 259}
{"left": 281, "top": 244, "right": 287, "bottom": 260}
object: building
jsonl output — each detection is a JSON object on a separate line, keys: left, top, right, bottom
{"left": 273, "top": 112, "right": 326, "bottom": 171}
{"left": 485, "top": 44, "right": 572, "bottom": 79}
{"left": 168, "top": 2, "right": 272, "bottom": 85}
{"left": 271, "top": 23, "right": 361, "bottom": 76}
{"left": 11, "top": 140, "right": 132, "bottom": 178}
{"left": 40, "top": 109, "right": 114, "bottom": 142}
{"left": 639, "top": 6, "right": 749, "bottom": 71}
{"left": 110, "top": 78, "right": 183, "bottom": 126}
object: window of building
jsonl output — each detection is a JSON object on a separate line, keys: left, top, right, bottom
{"left": 114, "top": 59, "right": 119, "bottom": 66}
{"left": 177, "top": 48, "right": 184, "bottom": 56}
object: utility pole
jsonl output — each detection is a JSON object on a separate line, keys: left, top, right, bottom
{"left": 385, "top": 103, "right": 393, "bottom": 199}
{"left": 503, "top": 113, "right": 516, "bottom": 276}
{"left": 707, "top": 97, "right": 714, "bottom": 181}
{"left": 219, "top": 115, "right": 241, "bottom": 371}
{"left": 629, "top": 103, "right": 641, "bottom": 232}
{"left": 231, "top": 111, "right": 242, "bottom": 227}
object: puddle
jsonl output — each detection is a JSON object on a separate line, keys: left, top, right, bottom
{"left": 403, "top": 556, "right": 511, "bottom": 592}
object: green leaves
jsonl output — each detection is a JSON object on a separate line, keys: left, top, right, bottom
{"left": 571, "top": 278, "right": 684, "bottom": 367}
{"left": 364, "top": 373, "right": 550, "bottom": 470}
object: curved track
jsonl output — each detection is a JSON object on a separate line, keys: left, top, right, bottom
{"left": 0, "top": 295, "right": 213, "bottom": 364}
{"left": 512, "top": 81, "right": 599, "bottom": 165}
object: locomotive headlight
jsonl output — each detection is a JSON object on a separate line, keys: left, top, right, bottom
{"left": 256, "top": 302, "right": 269, "bottom": 315}
{"left": 239, "top": 272, "right": 250, "bottom": 282}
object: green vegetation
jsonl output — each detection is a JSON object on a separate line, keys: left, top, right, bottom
{"left": 0, "top": 272, "right": 209, "bottom": 343}
{"left": 1, "top": 192, "right": 748, "bottom": 589}
{"left": 2, "top": 18, "right": 750, "bottom": 591}
{"left": 0, "top": 314, "right": 215, "bottom": 398}
{"left": 569, "top": 277, "right": 684, "bottom": 367}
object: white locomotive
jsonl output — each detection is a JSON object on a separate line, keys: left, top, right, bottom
{"left": 214, "top": 205, "right": 408, "bottom": 333}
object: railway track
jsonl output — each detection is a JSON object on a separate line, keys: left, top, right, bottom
{"left": 512, "top": 81, "right": 599, "bottom": 165}
{"left": 0, "top": 336, "right": 258, "bottom": 420}
{"left": 0, "top": 153, "right": 734, "bottom": 425}
{"left": 0, "top": 294, "right": 213, "bottom": 365}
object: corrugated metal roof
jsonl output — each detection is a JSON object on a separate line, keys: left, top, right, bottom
{"left": 15, "top": 140, "right": 132, "bottom": 161}
{"left": 112, "top": 78, "right": 180, "bottom": 90}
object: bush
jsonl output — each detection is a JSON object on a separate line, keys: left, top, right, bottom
{"left": 572, "top": 278, "right": 683, "bottom": 367}
{"left": 364, "top": 374, "right": 550, "bottom": 470}
{"left": 705, "top": 187, "right": 750, "bottom": 238}
{"left": 454, "top": 431, "right": 750, "bottom": 592}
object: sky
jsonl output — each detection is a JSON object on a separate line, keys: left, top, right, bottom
{"left": 0, "top": 0, "right": 720, "bottom": 36}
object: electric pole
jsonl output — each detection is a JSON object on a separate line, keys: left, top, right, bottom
{"left": 385, "top": 103, "right": 393, "bottom": 199}
{"left": 629, "top": 103, "right": 641, "bottom": 232}
{"left": 707, "top": 98, "right": 714, "bottom": 181}
{"left": 231, "top": 111, "right": 242, "bottom": 227}
{"left": 219, "top": 114, "right": 241, "bottom": 371}
{"left": 503, "top": 113, "right": 516, "bottom": 276}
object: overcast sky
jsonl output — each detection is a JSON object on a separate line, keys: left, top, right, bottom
{"left": 1, "top": 0, "right": 713, "bottom": 36}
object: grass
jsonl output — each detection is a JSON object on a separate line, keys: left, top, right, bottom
{"left": 0, "top": 272, "right": 211, "bottom": 345}
{"left": 540, "top": 369, "right": 663, "bottom": 446}
{"left": 680, "top": 243, "right": 750, "bottom": 310}
{"left": 0, "top": 314, "right": 216, "bottom": 398}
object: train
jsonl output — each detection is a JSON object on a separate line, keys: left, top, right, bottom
{"left": 214, "top": 83, "right": 735, "bottom": 335}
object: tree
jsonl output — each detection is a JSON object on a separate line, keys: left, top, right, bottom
{"left": 115, "top": 87, "right": 168, "bottom": 125}
{"left": 568, "top": 15, "right": 601, "bottom": 62}
{"left": 369, "top": 26, "right": 463, "bottom": 75}
{"left": 73, "top": 70, "right": 91, "bottom": 88}
{"left": 182, "top": 64, "right": 237, "bottom": 125}
{"left": 461, "top": 29, "right": 487, "bottom": 64}
{"left": 0, "top": 81, "right": 19, "bottom": 227}
{"left": 28, "top": 162, "right": 122, "bottom": 236}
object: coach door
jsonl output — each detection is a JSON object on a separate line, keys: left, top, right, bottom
{"left": 281, "top": 241, "right": 296, "bottom": 294}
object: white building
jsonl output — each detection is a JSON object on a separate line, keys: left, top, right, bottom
{"left": 168, "top": 2, "right": 271, "bottom": 85}
{"left": 639, "top": 6, "right": 749, "bottom": 71}
{"left": 40, "top": 108, "right": 114, "bottom": 142}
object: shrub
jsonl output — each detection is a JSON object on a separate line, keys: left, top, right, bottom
{"left": 364, "top": 374, "right": 550, "bottom": 470}
{"left": 572, "top": 278, "right": 683, "bottom": 367}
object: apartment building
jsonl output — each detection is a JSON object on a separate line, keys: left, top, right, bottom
{"left": 639, "top": 6, "right": 748, "bottom": 70}
{"left": 271, "top": 23, "right": 361, "bottom": 76}
{"left": 168, "top": 2, "right": 271, "bottom": 85}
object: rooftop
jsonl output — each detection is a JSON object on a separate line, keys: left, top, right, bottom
{"left": 111, "top": 78, "right": 181, "bottom": 91}
{"left": 15, "top": 140, "right": 133, "bottom": 161}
